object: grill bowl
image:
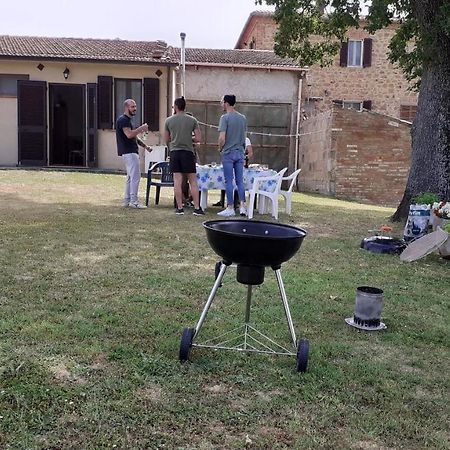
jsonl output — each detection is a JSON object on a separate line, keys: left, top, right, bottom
{"left": 203, "top": 220, "right": 307, "bottom": 269}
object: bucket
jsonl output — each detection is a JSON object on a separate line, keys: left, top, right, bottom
{"left": 345, "top": 286, "right": 386, "bottom": 331}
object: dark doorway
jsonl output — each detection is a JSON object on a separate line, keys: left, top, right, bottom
{"left": 49, "top": 84, "right": 85, "bottom": 166}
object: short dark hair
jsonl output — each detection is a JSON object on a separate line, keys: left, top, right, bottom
{"left": 174, "top": 96, "right": 186, "bottom": 111}
{"left": 223, "top": 94, "right": 236, "bottom": 106}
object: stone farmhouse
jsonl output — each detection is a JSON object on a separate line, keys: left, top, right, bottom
{"left": 235, "top": 11, "right": 417, "bottom": 207}
{"left": 235, "top": 11, "right": 418, "bottom": 121}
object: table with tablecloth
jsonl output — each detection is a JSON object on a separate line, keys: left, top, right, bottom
{"left": 196, "top": 165, "right": 277, "bottom": 210}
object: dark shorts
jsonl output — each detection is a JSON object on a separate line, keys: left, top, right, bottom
{"left": 170, "top": 150, "right": 196, "bottom": 174}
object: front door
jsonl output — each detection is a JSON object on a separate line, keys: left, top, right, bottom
{"left": 49, "top": 84, "right": 85, "bottom": 166}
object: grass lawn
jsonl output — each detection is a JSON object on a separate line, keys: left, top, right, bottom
{"left": 0, "top": 170, "right": 449, "bottom": 450}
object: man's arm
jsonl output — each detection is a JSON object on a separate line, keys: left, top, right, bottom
{"left": 122, "top": 123, "right": 148, "bottom": 139}
{"left": 193, "top": 128, "right": 201, "bottom": 143}
{"left": 136, "top": 136, "right": 152, "bottom": 151}
{"left": 246, "top": 143, "right": 253, "bottom": 158}
{"left": 164, "top": 130, "right": 171, "bottom": 146}
{"left": 218, "top": 131, "right": 226, "bottom": 150}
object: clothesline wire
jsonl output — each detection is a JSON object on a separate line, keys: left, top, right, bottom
{"left": 197, "top": 121, "right": 329, "bottom": 138}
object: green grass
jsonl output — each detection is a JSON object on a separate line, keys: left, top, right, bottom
{"left": 0, "top": 170, "right": 449, "bottom": 450}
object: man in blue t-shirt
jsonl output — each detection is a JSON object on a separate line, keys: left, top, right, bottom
{"left": 116, "top": 99, "right": 152, "bottom": 208}
{"left": 217, "top": 94, "right": 248, "bottom": 217}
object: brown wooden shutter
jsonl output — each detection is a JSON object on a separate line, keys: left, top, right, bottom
{"left": 87, "top": 83, "right": 98, "bottom": 167}
{"left": 143, "top": 77, "right": 160, "bottom": 131}
{"left": 97, "top": 75, "right": 113, "bottom": 129}
{"left": 363, "top": 38, "right": 373, "bottom": 68}
{"left": 362, "top": 100, "right": 372, "bottom": 110}
{"left": 17, "top": 80, "right": 47, "bottom": 166}
{"left": 339, "top": 41, "right": 348, "bottom": 67}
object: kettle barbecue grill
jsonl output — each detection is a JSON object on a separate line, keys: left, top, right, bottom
{"left": 179, "top": 219, "right": 310, "bottom": 372}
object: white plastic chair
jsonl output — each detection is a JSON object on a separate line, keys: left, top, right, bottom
{"left": 279, "top": 169, "right": 302, "bottom": 215}
{"left": 248, "top": 168, "right": 287, "bottom": 219}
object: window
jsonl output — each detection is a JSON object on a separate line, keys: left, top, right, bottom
{"left": 400, "top": 105, "right": 417, "bottom": 122}
{"left": 114, "top": 79, "right": 142, "bottom": 125}
{"left": 340, "top": 39, "right": 372, "bottom": 67}
{"left": 343, "top": 101, "right": 362, "bottom": 112}
{"left": 0, "top": 74, "right": 29, "bottom": 96}
{"left": 347, "top": 40, "right": 363, "bottom": 67}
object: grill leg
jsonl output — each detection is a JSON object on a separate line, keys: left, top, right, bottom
{"left": 194, "top": 262, "right": 228, "bottom": 338}
{"left": 243, "top": 285, "right": 253, "bottom": 350}
{"left": 274, "top": 269, "right": 297, "bottom": 348}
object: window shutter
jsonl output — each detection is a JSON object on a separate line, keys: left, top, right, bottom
{"left": 144, "top": 78, "right": 160, "bottom": 131}
{"left": 363, "top": 38, "right": 373, "bottom": 68}
{"left": 17, "top": 80, "right": 47, "bottom": 166}
{"left": 97, "top": 76, "right": 113, "bottom": 129}
{"left": 333, "top": 99, "right": 344, "bottom": 107}
{"left": 87, "top": 83, "right": 98, "bottom": 167}
{"left": 362, "top": 100, "right": 372, "bottom": 110}
{"left": 339, "top": 41, "right": 348, "bottom": 67}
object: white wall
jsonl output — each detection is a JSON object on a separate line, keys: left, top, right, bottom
{"left": 184, "top": 66, "right": 300, "bottom": 104}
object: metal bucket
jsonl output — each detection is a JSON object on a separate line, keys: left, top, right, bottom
{"left": 345, "top": 286, "right": 386, "bottom": 331}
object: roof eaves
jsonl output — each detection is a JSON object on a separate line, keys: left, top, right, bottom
{"left": 186, "top": 61, "right": 306, "bottom": 73}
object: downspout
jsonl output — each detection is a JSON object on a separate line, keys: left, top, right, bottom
{"left": 294, "top": 74, "right": 303, "bottom": 178}
{"left": 180, "top": 32, "right": 186, "bottom": 97}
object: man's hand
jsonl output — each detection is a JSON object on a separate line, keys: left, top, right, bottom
{"left": 140, "top": 123, "right": 149, "bottom": 133}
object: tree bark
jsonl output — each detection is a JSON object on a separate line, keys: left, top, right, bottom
{"left": 392, "top": 1, "right": 450, "bottom": 221}
{"left": 392, "top": 64, "right": 450, "bottom": 221}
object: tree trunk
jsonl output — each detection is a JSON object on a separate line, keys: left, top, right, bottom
{"left": 392, "top": 0, "right": 450, "bottom": 221}
{"left": 392, "top": 63, "right": 450, "bottom": 221}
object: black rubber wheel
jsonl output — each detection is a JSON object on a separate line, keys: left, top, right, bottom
{"left": 296, "top": 339, "right": 309, "bottom": 373}
{"left": 179, "top": 327, "right": 195, "bottom": 362}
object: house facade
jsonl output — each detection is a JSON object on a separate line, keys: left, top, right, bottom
{"left": 0, "top": 36, "right": 176, "bottom": 170}
{"left": 235, "top": 11, "right": 418, "bottom": 121}
{"left": 0, "top": 35, "right": 305, "bottom": 173}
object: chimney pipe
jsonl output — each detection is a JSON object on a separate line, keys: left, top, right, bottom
{"left": 180, "top": 32, "right": 186, "bottom": 98}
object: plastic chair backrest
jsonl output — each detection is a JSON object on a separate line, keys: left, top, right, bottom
{"left": 282, "top": 169, "right": 301, "bottom": 193}
{"left": 148, "top": 161, "right": 173, "bottom": 184}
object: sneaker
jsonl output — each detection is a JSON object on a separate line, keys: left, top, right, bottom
{"left": 212, "top": 201, "right": 223, "bottom": 207}
{"left": 239, "top": 206, "right": 247, "bottom": 217}
{"left": 122, "top": 201, "right": 130, "bottom": 208}
{"left": 175, "top": 208, "right": 185, "bottom": 215}
{"left": 185, "top": 201, "right": 194, "bottom": 208}
{"left": 193, "top": 208, "right": 205, "bottom": 216}
{"left": 129, "top": 202, "right": 147, "bottom": 209}
{"left": 217, "top": 208, "right": 236, "bottom": 217}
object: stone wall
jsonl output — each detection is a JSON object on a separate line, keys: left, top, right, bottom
{"left": 297, "top": 110, "right": 333, "bottom": 194}
{"left": 237, "top": 17, "right": 418, "bottom": 119}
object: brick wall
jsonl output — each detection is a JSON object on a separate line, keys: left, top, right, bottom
{"left": 237, "top": 16, "right": 418, "bottom": 119}
{"left": 333, "top": 107, "right": 411, "bottom": 206}
{"left": 298, "top": 107, "right": 411, "bottom": 207}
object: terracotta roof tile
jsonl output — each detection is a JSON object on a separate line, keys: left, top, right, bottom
{"left": 0, "top": 35, "right": 304, "bottom": 71}
{"left": 0, "top": 35, "right": 177, "bottom": 64}
{"left": 173, "top": 48, "right": 303, "bottom": 70}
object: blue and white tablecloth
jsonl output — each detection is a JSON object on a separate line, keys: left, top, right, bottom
{"left": 196, "top": 165, "right": 277, "bottom": 210}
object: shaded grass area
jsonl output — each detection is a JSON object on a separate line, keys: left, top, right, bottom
{"left": 0, "top": 170, "right": 449, "bottom": 449}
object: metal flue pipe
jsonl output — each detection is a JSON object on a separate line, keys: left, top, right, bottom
{"left": 180, "top": 32, "right": 186, "bottom": 97}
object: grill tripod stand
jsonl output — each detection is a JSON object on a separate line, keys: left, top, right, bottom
{"left": 179, "top": 261, "right": 309, "bottom": 372}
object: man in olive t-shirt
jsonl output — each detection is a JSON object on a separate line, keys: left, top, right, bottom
{"left": 164, "top": 97, "right": 203, "bottom": 215}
